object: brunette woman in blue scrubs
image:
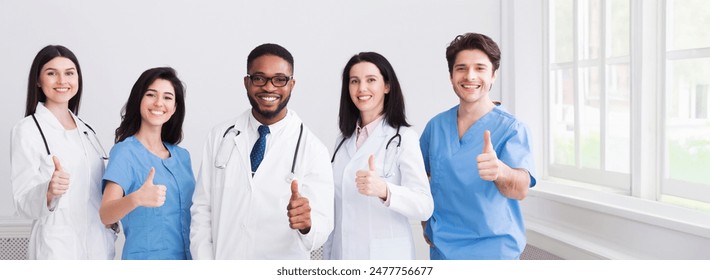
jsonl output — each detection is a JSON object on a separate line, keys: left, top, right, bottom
{"left": 100, "top": 67, "right": 195, "bottom": 259}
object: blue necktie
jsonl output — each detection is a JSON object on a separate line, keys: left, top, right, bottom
{"left": 250, "top": 125, "right": 270, "bottom": 173}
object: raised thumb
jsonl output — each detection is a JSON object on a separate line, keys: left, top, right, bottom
{"left": 144, "top": 167, "right": 156, "bottom": 185}
{"left": 483, "top": 130, "right": 494, "bottom": 153}
{"left": 290, "top": 179, "right": 300, "bottom": 199}
{"left": 52, "top": 156, "right": 62, "bottom": 172}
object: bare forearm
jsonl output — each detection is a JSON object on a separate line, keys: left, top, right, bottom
{"left": 494, "top": 164, "right": 530, "bottom": 200}
{"left": 100, "top": 194, "right": 138, "bottom": 225}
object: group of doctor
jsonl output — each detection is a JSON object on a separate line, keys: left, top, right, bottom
{"left": 10, "top": 32, "right": 536, "bottom": 260}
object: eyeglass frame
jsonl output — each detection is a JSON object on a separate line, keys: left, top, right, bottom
{"left": 245, "top": 74, "right": 293, "bottom": 87}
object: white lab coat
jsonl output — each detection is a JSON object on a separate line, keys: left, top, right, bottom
{"left": 324, "top": 119, "right": 433, "bottom": 259}
{"left": 190, "top": 109, "right": 334, "bottom": 259}
{"left": 10, "top": 103, "right": 116, "bottom": 259}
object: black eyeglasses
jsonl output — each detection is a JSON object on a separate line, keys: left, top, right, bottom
{"left": 246, "top": 74, "right": 293, "bottom": 87}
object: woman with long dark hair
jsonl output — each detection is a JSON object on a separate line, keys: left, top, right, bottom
{"left": 10, "top": 45, "right": 115, "bottom": 259}
{"left": 99, "top": 67, "right": 195, "bottom": 259}
{"left": 324, "top": 52, "right": 433, "bottom": 259}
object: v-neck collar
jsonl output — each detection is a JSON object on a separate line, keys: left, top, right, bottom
{"left": 448, "top": 105, "right": 499, "bottom": 150}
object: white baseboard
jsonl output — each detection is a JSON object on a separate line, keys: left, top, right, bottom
{"left": 527, "top": 220, "right": 615, "bottom": 259}
{"left": 0, "top": 217, "right": 31, "bottom": 239}
{"left": 523, "top": 182, "right": 710, "bottom": 259}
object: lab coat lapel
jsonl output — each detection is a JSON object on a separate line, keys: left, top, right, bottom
{"left": 233, "top": 113, "right": 254, "bottom": 187}
{"left": 35, "top": 103, "right": 64, "bottom": 131}
{"left": 36, "top": 103, "right": 91, "bottom": 139}
{"left": 70, "top": 113, "right": 95, "bottom": 155}
{"left": 351, "top": 119, "right": 388, "bottom": 167}
{"left": 36, "top": 103, "right": 93, "bottom": 159}
{"left": 342, "top": 135, "right": 356, "bottom": 160}
{"left": 248, "top": 110, "right": 297, "bottom": 184}
{"left": 71, "top": 114, "right": 90, "bottom": 135}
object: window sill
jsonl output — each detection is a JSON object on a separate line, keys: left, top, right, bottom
{"left": 528, "top": 179, "right": 710, "bottom": 239}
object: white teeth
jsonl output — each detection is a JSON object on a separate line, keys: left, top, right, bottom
{"left": 260, "top": 96, "right": 277, "bottom": 102}
{"left": 462, "top": 84, "right": 482, "bottom": 89}
{"left": 358, "top": 96, "right": 372, "bottom": 100}
{"left": 55, "top": 87, "right": 70, "bottom": 92}
{"left": 149, "top": 110, "right": 165, "bottom": 116}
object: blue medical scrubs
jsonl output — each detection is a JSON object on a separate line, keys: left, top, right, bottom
{"left": 420, "top": 105, "right": 536, "bottom": 259}
{"left": 103, "top": 136, "right": 195, "bottom": 260}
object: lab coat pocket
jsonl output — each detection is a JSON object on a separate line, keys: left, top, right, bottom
{"left": 369, "top": 236, "right": 413, "bottom": 260}
{"left": 37, "top": 224, "right": 78, "bottom": 259}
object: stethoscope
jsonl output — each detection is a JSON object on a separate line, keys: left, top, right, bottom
{"left": 32, "top": 113, "right": 112, "bottom": 224}
{"left": 331, "top": 126, "right": 401, "bottom": 178}
{"left": 31, "top": 114, "right": 109, "bottom": 160}
{"left": 215, "top": 123, "right": 303, "bottom": 183}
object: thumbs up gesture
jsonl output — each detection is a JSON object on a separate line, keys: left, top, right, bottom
{"left": 354, "top": 154, "right": 388, "bottom": 199}
{"left": 477, "top": 130, "right": 501, "bottom": 181}
{"left": 48, "top": 156, "right": 71, "bottom": 197}
{"left": 133, "top": 167, "right": 167, "bottom": 207}
{"left": 287, "top": 179, "right": 311, "bottom": 233}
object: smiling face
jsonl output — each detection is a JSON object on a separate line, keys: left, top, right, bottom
{"left": 450, "top": 49, "right": 497, "bottom": 105}
{"left": 38, "top": 57, "right": 79, "bottom": 108}
{"left": 244, "top": 54, "right": 295, "bottom": 125}
{"left": 348, "top": 62, "right": 389, "bottom": 120}
{"left": 139, "top": 78, "right": 177, "bottom": 129}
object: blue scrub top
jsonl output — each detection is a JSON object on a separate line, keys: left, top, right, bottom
{"left": 103, "top": 136, "right": 195, "bottom": 260}
{"left": 420, "top": 105, "right": 536, "bottom": 260}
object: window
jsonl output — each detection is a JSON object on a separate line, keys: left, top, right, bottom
{"left": 548, "top": 0, "right": 631, "bottom": 191}
{"left": 546, "top": 0, "right": 710, "bottom": 206}
{"left": 662, "top": 0, "right": 710, "bottom": 203}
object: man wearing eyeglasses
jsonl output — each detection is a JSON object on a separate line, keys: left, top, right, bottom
{"left": 190, "top": 43, "right": 334, "bottom": 259}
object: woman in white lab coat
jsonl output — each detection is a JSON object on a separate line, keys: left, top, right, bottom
{"left": 10, "top": 45, "right": 116, "bottom": 259}
{"left": 324, "top": 52, "right": 434, "bottom": 259}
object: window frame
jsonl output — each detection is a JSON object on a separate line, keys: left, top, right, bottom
{"left": 546, "top": 0, "right": 631, "bottom": 191}
{"left": 545, "top": 0, "right": 710, "bottom": 206}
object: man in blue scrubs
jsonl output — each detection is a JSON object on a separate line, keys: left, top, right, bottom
{"left": 420, "top": 33, "right": 536, "bottom": 259}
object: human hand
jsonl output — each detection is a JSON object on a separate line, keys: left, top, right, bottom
{"left": 287, "top": 179, "right": 311, "bottom": 233}
{"left": 48, "top": 156, "right": 70, "bottom": 197}
{"left": 421, "top": 221, "right": 433, "bottom": 247}
{"left": 477, "top": 130, "right": 501, "bottom": 181}
{"left": 133, "top": 167, "right": 166, "bottom": 207}
{"left": 354, "top": 154, "right": 388, "bottom": 199}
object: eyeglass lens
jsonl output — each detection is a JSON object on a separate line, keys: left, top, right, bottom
{"left": 249, "top": 75, "right": 291, "bottom": 87}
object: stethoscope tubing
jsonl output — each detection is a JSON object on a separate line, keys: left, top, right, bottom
{"left": 31, "top": 114, "right": 108, "bottom": 159}
{"left": 331, "top": 125, "right": 401, "bottom": 163}
{"left": 215, "top": 123, "right": 303, "bottom": 179}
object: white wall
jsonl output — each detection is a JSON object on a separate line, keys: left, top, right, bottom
{"left": 9, "top": 0, "right": 709, "bottom": 261}
{"left": 0, "top": 0, "right": 503, "bottom": 259}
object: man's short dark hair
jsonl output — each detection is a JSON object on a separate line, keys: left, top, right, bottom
{"left": 247, "top": 43, "right": 294, "bottom": 73}
{"left": 445, "top": 33, "right": 501, "bottom": 76}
